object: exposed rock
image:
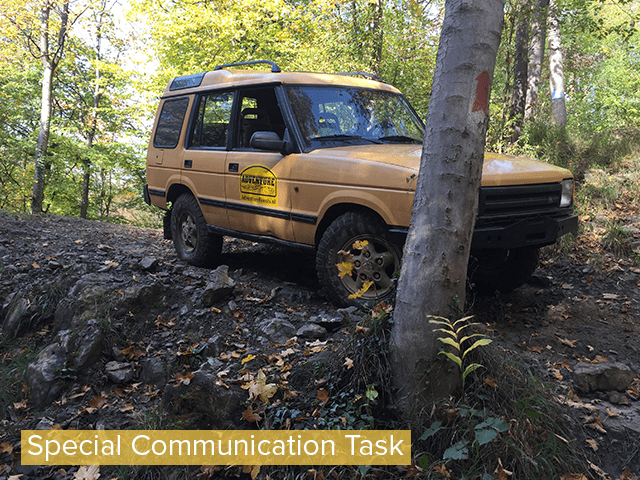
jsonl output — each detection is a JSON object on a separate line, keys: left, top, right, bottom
{"left": 310, "top": 312, "right": 344, "bottom": 331}
{"left": 162, "top": 371, "right": 245, "bottom": 429}
{"left": 74, "top": 320, "right": 104, "bottom": 372}
{"left": 2, "top": 295, "right": 31, "bottom": 338}
{"left": 201, "top": 265, "right": 236, "bottom": 306}
{"left": 573, "top": 361, "right": 635, "bottom": 392}
{"left": 140, "top": 256, "right": 159, "bottom": 272}
{"left": 139, "top": 357, "right": 168, "bottom": 386}
{"left": 105, "top": 361, "right": 134, "bottom": 384}
{"left": 257, "top": 318, "right": 296, "bottom": 345}
{"left": 25, "top": 344, "right": 67, "bottom": 408}
{"left": 296, "top": 323, "right": 327, "bottom": 339}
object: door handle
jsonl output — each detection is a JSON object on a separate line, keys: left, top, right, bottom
{"left": 184, "top": 159, "right": 192, "bottom": 168}
{"left": 229, "top": 163, "right": 239, "bottom": 172}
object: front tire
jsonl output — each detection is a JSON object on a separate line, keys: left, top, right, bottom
{"left": 316, "top": 212, "right": 402, "bottom": 308}
{"left": 171, "top": 194, "right": 222, "bottom": 268}
{"left": 468, "top": 247, "right": 539, "bottom": 293}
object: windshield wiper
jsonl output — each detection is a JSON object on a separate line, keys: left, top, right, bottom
{"left": 377, "top": 135, "right": 422, "bottom": 144}
{"left": 311, "top": 134, "right": 382, "bottom": 144}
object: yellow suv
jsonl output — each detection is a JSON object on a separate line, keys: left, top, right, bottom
{"left": 144, "top": 60, "right": 578, "bottom": 306}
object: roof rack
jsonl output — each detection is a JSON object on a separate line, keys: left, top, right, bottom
{"left": 335, "top": 71, "right": 384, "bottom": 82}
{"left": 214, "top": 60, "right": 281, "bottom": 73}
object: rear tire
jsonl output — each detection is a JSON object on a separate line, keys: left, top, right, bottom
{"left": 171, "top": 194, "right": 222, "bottom": 268}
{"left": 468, "top": 247, "right": 539, "bottom": 293}
{"left": 316, "top": 211, "right": 402, "bottom": 308}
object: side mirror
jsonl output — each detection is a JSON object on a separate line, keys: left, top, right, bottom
{"left": 250, "top": 131, "right": 286, "bottom": 152}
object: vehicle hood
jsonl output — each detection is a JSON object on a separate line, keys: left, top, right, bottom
{"left": 314, "top": 145, "right": 573, "bottom": 186}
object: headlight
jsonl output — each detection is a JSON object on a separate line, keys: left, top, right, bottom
{"left": 560, "top": 179, "right": 574, "bottom": 207}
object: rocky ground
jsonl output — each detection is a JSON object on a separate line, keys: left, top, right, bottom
{"left": 0, "top": 212, "right": 639, "bottom": 480}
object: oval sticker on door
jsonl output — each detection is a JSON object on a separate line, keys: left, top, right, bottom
{"left": 240, "top": 165, "right": 277, "bottom": 206}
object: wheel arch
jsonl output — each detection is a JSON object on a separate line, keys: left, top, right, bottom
{"left": 314, "top": 203, "right": 387, "bottom": 247}
{"left": 166, "top": 183, "right": 195, "bottom": 206}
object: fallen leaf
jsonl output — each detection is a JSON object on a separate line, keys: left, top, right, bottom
{"left": 88, "top": 395, "right": 107, "bottom": 409}
{"left": 242, "top": 406, "right": 262, "bottom": 423}
{"left": 602, "top": 293, "right": 619, "bottom": 300}
{"left": 558, "top": 337, "right": 578, "bottom": 348}
{"left": 241, "top": 354, "right": 256, "bottom": 365}
{"left": 560, "top": 475, "right": 588, "bottom": 480}
{"left": 13, "top": 399, "right": 27, "bottom": 410}
{"left": 355, "top": 325, "right": 370, "bottom": 334}
{"left": 433, "top": 464, "right": 451, "bottom": 478}
{"left": 343, "top": 357, "right": 354, "bottom": 370}
{"left": 73, "top": 465, "right": 100, "bottom": 480}
{"left": 605, "top": 407, "right": 619, "bottom": 418}
{"left": 485, "top": 378, "right": 498, "bottom": 388}
{"left": 584, "top": 415, "right": 607, "bottom": 434}
{"left": 586, "top": 439, "right": 598, "bottom": 451}
{"left": 0, "top": 443, "right": 13, "bottom": 455}
{"left": 242, "top": 465, "right": 260, "bottom": 479}
{"left": 248, "top": 370, "right": 278, "bottom": 403}
{"left": 173, "top": 372, "right": 195, "bottom": 388}
{"left": 336, "top": 261, "right": 354, "bottom": 279}
{"left": 316, "top": 389, "right": 329, "bottom": 406}
{"left": 494, "top": 459, "right": 513, "bottom": 480}
{"left": 120, "top": 403, "right": 134, "bottom": 413}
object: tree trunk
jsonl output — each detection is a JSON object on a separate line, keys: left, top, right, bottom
{"left": 510, "top": 0, "right": 531, "bottom": 142}
{"left": 548, "top": 0, "right": 566, "bottom": 126}
{"left": 390, "top": 0, "right": 505, "bottom": 413}
{"left": 524, "top": 0, "right": 549, "bottom": 120}
{"left": 81, "top": 8, "right": 105, "bottom": 219}
{"left": 31, "top": 0, "right": 70, "bottom": 214}
{"left": 31, "top": 4, "right": 53, "bottom": 215}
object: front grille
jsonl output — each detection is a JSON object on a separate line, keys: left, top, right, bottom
{"left": 478, "top": 183, "right": 562, "bottom": 219}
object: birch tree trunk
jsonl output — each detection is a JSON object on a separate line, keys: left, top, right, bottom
{"left": 31, "top": 0, "right": 70, "bottom": 214}
{"left": 524, "top": 0, "right": 549, "bottom": 120}
{"left": 390, "top": 0, "right": 505, "bottom": 413}
{"left": 548, "top": 0, "right": 567, "bottom": 126}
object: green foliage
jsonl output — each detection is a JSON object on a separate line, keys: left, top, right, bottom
{"left": 429, "top": 315, "right": 492, "bottom": 391}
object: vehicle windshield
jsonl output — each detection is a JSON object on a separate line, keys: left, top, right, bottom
{"left": 285, "top": 86, "right": 424, "bottom": 150}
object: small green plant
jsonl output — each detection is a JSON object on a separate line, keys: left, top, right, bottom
{"left": 429, "top": 315, "right": 492, "bottom": 391}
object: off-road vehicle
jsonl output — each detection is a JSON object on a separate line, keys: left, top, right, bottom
{"left": 144, "top": 60, "right": 578, "bottom": 306}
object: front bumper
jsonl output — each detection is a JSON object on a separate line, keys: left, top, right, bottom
{"left": 471, "top": 213, "right": 579, "bottom": 250}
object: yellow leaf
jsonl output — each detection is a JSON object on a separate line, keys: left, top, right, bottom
{"left": 241, "top": 354, "right": 256, "bottom": 365}
{"left": 336, "top": 261, "right": 354, "bottom": 279}
{"left": 0, "top": 442, "right": 13, "bottom": 455}
{"left": 348, "top": 280, "right": 374, "bottom": 299}
{"left": 352, "top": 239, "right": 369, "bottom": 250}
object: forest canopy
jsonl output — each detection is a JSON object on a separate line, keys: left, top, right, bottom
{"left": 0, "top": 0, "right": 638, "bottom": 222}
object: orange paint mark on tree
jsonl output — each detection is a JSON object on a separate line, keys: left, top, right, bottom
{"left": 472, "top": 70, "right": 491, "bottom": 116}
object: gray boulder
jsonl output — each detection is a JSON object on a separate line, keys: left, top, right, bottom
{"left": 573, "top": 361, "right": 635, "bottom": 392}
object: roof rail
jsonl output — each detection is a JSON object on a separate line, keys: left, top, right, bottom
{"left": 214, "top": 60, "right": 281, "bottom": 73}
{"left": 335, "top": 71, "right": 384, "bottom": 82}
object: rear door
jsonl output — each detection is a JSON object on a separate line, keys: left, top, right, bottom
{"left": 183, "top": 90, "right": 234, "bottom": 229}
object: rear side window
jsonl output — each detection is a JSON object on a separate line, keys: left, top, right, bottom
{"left": 153, "top": 97, "right": 190, "bottom": 148}
{"left": 189, "top": 92, "right": 234, "bottom": 148}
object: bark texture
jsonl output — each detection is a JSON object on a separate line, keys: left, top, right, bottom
{"left": 548, "top": 0, "right": 567, "bottom": 126}
{"left": 31, "top": 0, "right": 70, "bottom": 214}
{"left": 525, "top": 0, "right": 549, "bottom": 120}
{"left": 390, "top": 0, "right": 505, "bottom": 413}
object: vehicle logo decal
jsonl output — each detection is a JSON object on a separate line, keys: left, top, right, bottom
{"left": 240, "top": 165, "right": 277, "bottom": 206}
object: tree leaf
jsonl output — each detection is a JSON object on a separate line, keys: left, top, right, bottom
{"left": 475, "top": 427, "right": 498, "bottom": 446}
{"left": 419, "top": 420, "right": 442, "bottom": 440}
{"left": 443, "top": 440, "right": 468, "bottom": 460}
